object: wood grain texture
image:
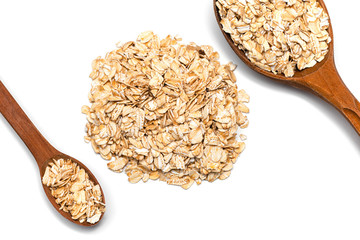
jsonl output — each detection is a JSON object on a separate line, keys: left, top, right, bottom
{"left": 0, "top": 80, "right": 105, "bottom": 226}
{"left": 213, "top": 0, "right": 360, "bottom": 136}
{"left": 0, "top": 81, "right": 59, "bottom": 167}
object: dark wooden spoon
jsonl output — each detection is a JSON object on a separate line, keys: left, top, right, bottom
{"left": 0, "top": 80, "right": 105, "bottom": 226}
{"left": 214, "top": 0, "right": 360, "bottom": 136}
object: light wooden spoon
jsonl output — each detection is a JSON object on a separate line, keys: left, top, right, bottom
{"left": 214, "top": 0, "right": 360, "bottom": 136}
{"left": 0, "top": 80, "right": 105, "bottom": 226}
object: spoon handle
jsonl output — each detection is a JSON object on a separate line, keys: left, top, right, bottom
{"left": 0, "top": 81, "right": 58, "bottom": 167}
{"left": 301, "top": 60, "right": 360, "bottom": 136}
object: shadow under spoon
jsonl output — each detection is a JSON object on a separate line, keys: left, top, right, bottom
{"left": 0, "top": 80, "right": 105, "bottom": 226}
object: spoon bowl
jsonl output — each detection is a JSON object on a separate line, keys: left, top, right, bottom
{"left": 40, "top": 154, "right": 105, "bottom": 227}
{"left": 0, "top": 80, "right": 105, "bottom": 227}
{"left": 214, "top": 0, "right": 360, "bottom": 136}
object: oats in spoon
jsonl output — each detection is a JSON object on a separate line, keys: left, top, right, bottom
{"left": 216, "top": 0, "right": 331, "bottom": 77}
{"left": 42, "top": 158, "right": 105, "bottom": 224}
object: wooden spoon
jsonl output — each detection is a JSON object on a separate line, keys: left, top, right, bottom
{"left": 0, "top": 80, "right": 105, "bottom": 226}
{"left": 214, "top": 0, "right": 360, "bottom": 136}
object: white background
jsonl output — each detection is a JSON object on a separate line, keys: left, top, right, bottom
{"left": 0, "top": 0, "right": 360, "bottom": 239}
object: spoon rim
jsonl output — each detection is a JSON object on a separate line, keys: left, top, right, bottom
{"left": 213, "top": 0, "right": 334, "bottom": 82}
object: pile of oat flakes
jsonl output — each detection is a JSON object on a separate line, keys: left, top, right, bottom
{"left": 82, "top": 31, "right": 249, "bottom": 189}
